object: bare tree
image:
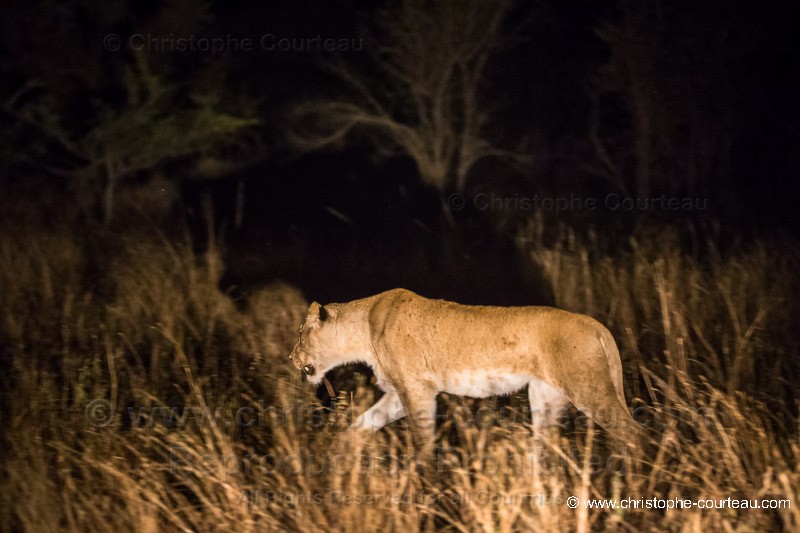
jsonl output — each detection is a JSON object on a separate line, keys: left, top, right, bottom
{"left": 1, "top": 1, "right": 258, "bottom": 224}
{"left": 287, "top": 0, "right": 529, "bottom": 195}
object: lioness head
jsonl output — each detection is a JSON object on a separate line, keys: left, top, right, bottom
{"left": 289, "top": 301, "right": 340, "bottom": 387}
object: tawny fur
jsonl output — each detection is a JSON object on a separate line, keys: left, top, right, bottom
{"left": 289, "top": 288, "right": 638, "bottom": 450}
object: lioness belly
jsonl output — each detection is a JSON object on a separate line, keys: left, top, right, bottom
{"left": 441, "top": 370, "right": 530, "bottom": 397}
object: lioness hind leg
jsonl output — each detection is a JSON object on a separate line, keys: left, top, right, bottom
{"left": 567, "top": 377, "right": 640, "bottom": 449}
{"left": 528, "top": 379, "right": 570, "bottom": 432}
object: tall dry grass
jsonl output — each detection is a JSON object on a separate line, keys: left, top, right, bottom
{"left": 0, "top": 221, "right": 798, "bottom": 532}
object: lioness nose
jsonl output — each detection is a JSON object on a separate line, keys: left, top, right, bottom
{"left": 303, "top": 364, "right": 315, "bottom": 377}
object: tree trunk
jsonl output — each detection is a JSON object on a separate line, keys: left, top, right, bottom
{"left": 631, "top": 85, "right": 652, "bottom": 199}
{"left": 103, "top": 154, "right": 117, "bottom": 225}
{"left": 234, "top": 179, "right": 245, "bottom": 229}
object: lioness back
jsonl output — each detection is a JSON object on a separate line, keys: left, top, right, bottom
{"left": 368, "top": 288, "right": 614, "bottom": 385}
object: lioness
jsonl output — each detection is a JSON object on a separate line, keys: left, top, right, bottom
{"left": 290, "top": 288, "right": 638, "bottom": 449}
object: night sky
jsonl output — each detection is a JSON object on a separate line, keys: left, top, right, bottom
{"left": 2, "top": 1, "right": 798, "bottom": 305}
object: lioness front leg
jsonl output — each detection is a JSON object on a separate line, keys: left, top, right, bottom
{"left": 328, "top": 391, "right": 407, "bottom": 456}
{"left": 353, "top": 390, "right": 407, "bottom": 432}
{"left": 397, "top": 385, "right": 438, "bottom": 454}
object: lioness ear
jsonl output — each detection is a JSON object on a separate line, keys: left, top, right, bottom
{"left": 306, "top": 302, "right": 331, "bottom": 327}
{"left": 307, "top": 302, "right": 329, "bottom": 326}
{"left": 306, "top": 302, "right": 321, "bottom": 327}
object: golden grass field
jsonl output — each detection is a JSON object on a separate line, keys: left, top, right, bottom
{"left": 1, "top": 221, "right": 798, "bottom": 532}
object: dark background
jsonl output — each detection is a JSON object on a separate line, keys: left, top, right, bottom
{"left": 2, "top": 0, "right": 799, "bottom": 305}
